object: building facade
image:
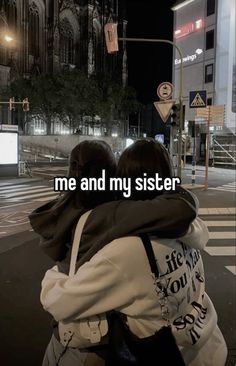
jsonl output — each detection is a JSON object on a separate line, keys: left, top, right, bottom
{"left": 0, "top": 0, "right": 127, "bottom": 133}
{"left": 172, "top": 0, "right": 235, "bottom": 163}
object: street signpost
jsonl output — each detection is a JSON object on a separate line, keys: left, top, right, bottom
{"left": 189, "top": 90, "right": 207, "bottom": 108}
{"left": 157, "top": 82, "right": 174, "bottom": 100}
{"left": 104, "top": 24, "right": 184, "bottom": 178}
{"left": 189, "top": 90, "right": 207, "bottom": 187}
{"left": 153, "top": 100, "right": 175, "bottom": 123}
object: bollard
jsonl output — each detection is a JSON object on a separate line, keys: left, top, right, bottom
{"left": 191, "top": 157, "right": 196, "bottom": 185}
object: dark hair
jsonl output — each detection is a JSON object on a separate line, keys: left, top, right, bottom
{"left": 116, "top": 139, "right": 173, "bottom": 200}
{"left": 68, "top": 140, "right": 116, "bottom": 208}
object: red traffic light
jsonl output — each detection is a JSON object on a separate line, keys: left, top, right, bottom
{"left": 22, "top": 98, "right": 29, "bottom": 112}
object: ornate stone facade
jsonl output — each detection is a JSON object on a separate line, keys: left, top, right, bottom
{"left": 0, "top": 0, "right": 127, "bottom": 84}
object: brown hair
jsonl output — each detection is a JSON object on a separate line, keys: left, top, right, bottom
{"left": 116, "top": 139, "right": 173, "bottom": 200}
{"left": 68, "top": 140, "right": 116, "bottom": 208}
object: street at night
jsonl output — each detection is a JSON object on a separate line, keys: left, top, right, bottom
{"left": 0, "top": 0, "right": 235, "bottom": 365}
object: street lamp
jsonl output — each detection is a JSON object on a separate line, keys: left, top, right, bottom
{"left": 4, "top": 34, "right": 13, "bottom": 43}
{"left": 0, "top": 11, "right": 14, "bottom": 45}
{"left": 104, "top": 23, "right": 184, "bottom": 178}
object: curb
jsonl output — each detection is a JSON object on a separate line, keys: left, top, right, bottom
{"left": 182, "top": 184, "right": 205, "bottom": 191}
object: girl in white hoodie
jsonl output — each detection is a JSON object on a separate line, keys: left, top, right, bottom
{"left": 40, "top": 139, "right": 227, "bottom": 366}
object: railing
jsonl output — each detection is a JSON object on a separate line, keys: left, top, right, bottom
{"left": 213, "top": 139, "right": 236, "bottom": 165}
{"left": 20, "top": 143, "right": 68, "bottom": 162}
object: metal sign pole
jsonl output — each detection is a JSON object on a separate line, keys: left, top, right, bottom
{"left": 204, "top": 106, "right": 211, "bottom": 190}
{"left": 118, "top": 37, "right": 184, "bottom": 179}
{"left": 177, "top": 99, "right": 183, "bottom": 177}
{"left": 192, "top": 121, "right": 196, "bottom": 185}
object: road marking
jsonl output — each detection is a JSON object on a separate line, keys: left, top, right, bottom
{"left": 11, "top": 190, "right": 58, "bottom": 200}
{"left": 204, "top": 221, "right": 235, "bottom": 227}
{"left": 222, "top": 183, "right": 236, "bottom": 187}
{"left": 199, "top": 207, "right": 235, "bottom": 215}
{"left": 208, "top": 181, "right": 236, "bottom": 193}
{"left": 5, "top": 187, "right": 53, "bottom": 198}
{"left": 0, "top": 185, "right": 46, "bottom": 194}
{"left": 0, "top": 202, "right": 36, "bottom": 209}
{"left": 0, "top": 184, "right": 28, "bottom": 191}
{"left": 32, "top": 171, "right": 56, "bottom": 177}
{"left": 204, "top": 247, "right": 235, "bottom": 256}
{"left": 225, "top": 266, "right": 236, "bottom": 275}
{"left": 209, "top": 187, "right": 236, "bottom": 192}
{"left": 208, "top": 231, "right": 236, "bottom": 239}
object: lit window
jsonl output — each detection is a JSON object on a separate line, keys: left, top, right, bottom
{"left": 205, "top": 64, "right": 213, "bottom": 83}
{"left": 195, "top": 19, "right": 203, "bottom": 30}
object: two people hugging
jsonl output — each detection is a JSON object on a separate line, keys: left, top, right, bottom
{"left": 29, "top": 139, "right": 227, "bottom": 366}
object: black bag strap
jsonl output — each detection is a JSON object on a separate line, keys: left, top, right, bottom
{"left": 139, "top": 234, "right": 159, "bottom": 278}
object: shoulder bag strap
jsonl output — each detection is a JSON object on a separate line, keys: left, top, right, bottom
{"left": 140, "top": 233, "right": 159, "bottom": 278}
{"left": 69, "top": 210, "right": 92, "bottom": 277}
{"left": 140, "top": 233, "right": 170, "bottom": 325}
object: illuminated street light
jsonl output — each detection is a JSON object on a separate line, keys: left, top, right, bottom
{"left": 4, "top": 34, "right": 13, "bottom": 43}
{"left": 171, "top": 0, "right": 196, "bottom": 11}
{"left": 0, "top": 12, "right": 14, "bottom": 45}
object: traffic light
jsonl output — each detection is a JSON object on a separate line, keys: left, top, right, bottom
{"left": 9, "top": 97, "right": 15, "bottom": 111}
{"left": 22, "top": 98, "right": 29, "bottom": 112}
{"left": 171, "top": 103, "right": 181, "bottom": 126}
{"left": 104, "top": 23, "right": 119, "bottom": 54}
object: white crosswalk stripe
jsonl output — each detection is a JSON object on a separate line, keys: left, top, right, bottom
{"left": 0, "top": 185, "right": 46, "bottom": 194}
{"left": 209, "top": 181, "right": 236, "bottom": 193}
{"left": 201, "top": 211, "right": 236, "bottom": 276}
{"left": 0, "top": 183, "right": 58, "bottom": 203}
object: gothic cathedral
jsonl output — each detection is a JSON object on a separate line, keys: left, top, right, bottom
{"left": 0, "top": 0, "right": 127, "bottom": 87}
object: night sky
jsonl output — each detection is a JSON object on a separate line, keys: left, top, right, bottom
{"left": 126, "top": 0, "right": 176, "bottom": 104}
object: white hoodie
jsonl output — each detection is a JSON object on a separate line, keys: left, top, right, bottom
{"left": 41, "top": 218, "right": 227, "bottom": 366}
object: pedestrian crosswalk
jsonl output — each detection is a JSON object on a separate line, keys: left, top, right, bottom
{"left": 30, "top": 166, "right": 68, "bottom": 179}
{"left": 0, "top": 182, "right": 59, "bottom": 203}
{"left": 0, "top": 184, "right": 235, "bottom": 277}
{"left": 199, "top": 211, "right": 236, "bottom": 276}
{"left": 209, "top": 181, "right": 236, "bottom": 193}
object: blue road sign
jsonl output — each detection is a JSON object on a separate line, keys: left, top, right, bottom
{"left": 189, "top": 90, "right": 207, "bottom": 108}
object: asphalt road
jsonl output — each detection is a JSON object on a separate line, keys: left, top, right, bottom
{"left": 0, "top": 168, "right": 235, "bottom": 366}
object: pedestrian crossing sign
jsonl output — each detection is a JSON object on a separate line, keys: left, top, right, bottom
{"left": 189, "top": 90, "right": 207, "bottom": 108}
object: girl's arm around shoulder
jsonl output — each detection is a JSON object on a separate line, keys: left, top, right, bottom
{"left": 40, "top": 243, "right": 135, "bottom": 322}
{"left": 179, "top": 216, "right": 209, "bottom": 250}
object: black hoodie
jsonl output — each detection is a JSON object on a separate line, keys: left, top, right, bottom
{"left": 29, "top": 186, "right": 197, "bottom": 273}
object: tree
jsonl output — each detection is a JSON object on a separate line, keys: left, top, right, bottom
{"left": 57, "top": 70, "right": 101, "bottom": 132}
{"left": 6, "top": 70, "right": 141, "bottom": 137}
{"left": 94, "top": 73, "right": 142, "bottom": 136}
{"left": 9, "top": 74, "right": 62, "bottom": 134}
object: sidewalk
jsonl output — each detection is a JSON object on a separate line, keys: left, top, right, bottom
{"left": 182, "top": 183, "right": 205, "bottom": 190}
{"left": 183, "top": 164, "right": 234, "bottom": 173}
